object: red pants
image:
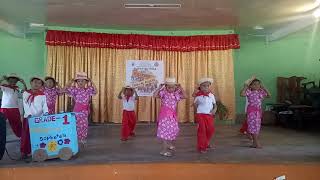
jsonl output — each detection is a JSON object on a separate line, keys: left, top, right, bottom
{"left": 0, "top": 108, "right": 22, "bottom": 137}
{"left": 20, "top": 118, "right": 31, "bottom": 155}
{"left": 196, "top": 114, "right": 215, "bottom": 151}
{"left": 121, "top": 110, "right": 136, "bottom": 140}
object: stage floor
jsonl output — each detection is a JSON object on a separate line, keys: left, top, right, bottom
{"left": 1, "top": 123, "right": 320, "bottom": 167}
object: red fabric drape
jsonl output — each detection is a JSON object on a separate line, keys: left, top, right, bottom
{"left": 46, "top": 30, "right": 240, "bottom": 51}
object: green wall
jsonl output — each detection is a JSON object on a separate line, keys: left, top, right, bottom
{"left": 1, "top": 26, "right": 319, "bottom": 115}
{"left": 235, "top": 26, "right": 320, "bottom": 113}
{"left": 0, "top": 30, "right": 45, "bottom": 88}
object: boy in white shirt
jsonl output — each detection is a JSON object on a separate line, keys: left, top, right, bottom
{"left": 117, "top": 85, "right": 138, "bottom": 141}
{"left": 0, "top": 73, "right": 27, "bottom": 138}
{"left": 194, "top": 78, "right": 217, "bottom": 153}
{"left": 21, "top": 77, "right": 48, "bottom": 160}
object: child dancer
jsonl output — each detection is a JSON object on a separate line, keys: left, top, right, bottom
{"left": 154, "top": 77, "right": 186, "bottom": 157}
{"left": 239, "top": 76, "right": 256, "bottom": 135}
{"left": 117, "top": 85, "right": 138, "bottom": 141}
{"left": 240, "top": 77, "right": 271, "bottom": 148}
{"left": 194, "top": 78, "right": 217, "bottom": 153}
{"left": 65, "top": 72, "right": 97, "bottom": 147}
{"left": 0, "top": 73, "right": 27, "bottom": 138}
{"left": 21, "top": 77, "right": 48, "bottom": 160}
{"left": 44, "top": 76, "right": 63, "bottom": 114}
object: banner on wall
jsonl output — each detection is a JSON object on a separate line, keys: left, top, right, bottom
{"left": 126, "top": 60, "right": 164, "bottom": 96}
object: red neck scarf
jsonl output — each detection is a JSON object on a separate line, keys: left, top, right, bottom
{"left": 125, "top": 95, "right": 132, "bottom": 102}
{"left": 26, "top": 89, "right": 44, "bottom": 104}
{"left": 195, "top": 91, "right": 212, "bottom": 97}
{"left": 2, "top": 84, "right": 19, "bottom": 91}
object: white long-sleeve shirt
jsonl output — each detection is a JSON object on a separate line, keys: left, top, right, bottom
{"left": 23, "top": 91, "right": 48, "bottom": 118}
{"left": 0, "top": 85, "right": 20, "bottom": 108}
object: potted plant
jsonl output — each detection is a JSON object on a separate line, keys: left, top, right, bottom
{"left": 216, "top": 101, "right": 229, "bottom": 120}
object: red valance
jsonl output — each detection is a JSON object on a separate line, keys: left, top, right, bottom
{"left": 46, "top": 30, "right": 240, "bottom": 51}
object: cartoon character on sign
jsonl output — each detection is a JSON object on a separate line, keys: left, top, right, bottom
{"left": 47, "top": 141, "right": 58, "bottom": 152}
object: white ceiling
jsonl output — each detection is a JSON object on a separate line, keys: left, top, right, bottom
{"left": 0, "top": 0, "right": 319, "bottom": 30}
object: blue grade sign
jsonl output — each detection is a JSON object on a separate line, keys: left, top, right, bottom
{"left": 28, "top": 112, "right": 78, "bottom": 161}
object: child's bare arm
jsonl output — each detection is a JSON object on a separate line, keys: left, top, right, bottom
{"left": 88, "top": 78, "right": 97, "bottom": 94}
{"left": 19, "top": 79, "right": 27, "bottom": 91}
{"left": 210, "top": 103, "right": 217, "bottom": 115}
{"left": 134, "top": 89, "right": 139, "bottom": 100}
{"left": 153, "top": 84, "right": 164, "bottom": 98}
{"left": 65, "top": 78, "right": 74, "bottom": 88}
{"left": 118, "top": 87, "right": 124, "bottom": 99}
{"left": 240, "top": 84, "right": 248, "bottom": 97}
{"left": 192, "top": 86, "right": 200, "bottom": 97}
{"left": 178, "top": 84, "right": 187, "bottom": 99}
{"left": 261, "top": 84, "right": 271, "bottom": 98}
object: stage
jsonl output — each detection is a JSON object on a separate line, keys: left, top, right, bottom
{"left": 1, "top": 123, "right": 320, "bottom": 179}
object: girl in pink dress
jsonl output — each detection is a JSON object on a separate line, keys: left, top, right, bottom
{"left": 154, "top": 77, "right": 187, "bottom": 157}
{"left": 65, "top": 72, "right": 97, "bottom": 147}
{"left": 240, "top": 77, "right": 271, "bottom": 148}
{"left": 44, "top": 77, "right": 63, "bottom": 114}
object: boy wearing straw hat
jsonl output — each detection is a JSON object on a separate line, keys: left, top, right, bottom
{"left": 21, "top": 77, "right": 48, "bottom": 160}
{"left": 0, "top": 73, "right": 27, "bottom": 138}
{"left": 194, "top": 77, "right": 217, "bottom": 153}
{"left": 118, "top": 84, "right": 139, "bottom": 141}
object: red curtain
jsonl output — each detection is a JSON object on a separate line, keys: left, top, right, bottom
{"left": 46, "top": 30, "right": 240, "bottom": 51}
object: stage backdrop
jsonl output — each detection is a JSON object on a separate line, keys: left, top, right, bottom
{"left": 46, "top": 30, "right": 240, "bottom": 123}
{"left": 126, "top": 60, "right": 164, "bottom": 97}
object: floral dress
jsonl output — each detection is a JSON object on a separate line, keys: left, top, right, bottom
{"left": 157, "top": 89, "right": 182, "bottom": 141}
{"left": 44, "top": 87, "right": 61, "bottom": 114}
{"left": 66, "top": 86, "right": 96, "bottom": 142}
{"left": 246, "top": 89, "right": 267, "bottom": 135}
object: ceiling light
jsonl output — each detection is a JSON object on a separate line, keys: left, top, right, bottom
{"left": 29, "top": 23, "right": 44, "bottom": 27}
{"left": 313, "top": 8, "right": 320, "bottom": 17}
{"left": 253, "top": 25, "right": 264, "bottom": 30}
{"left": 124, "top": 4, "right": 181, "bottom": 9}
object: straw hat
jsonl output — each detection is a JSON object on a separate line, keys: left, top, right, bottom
{"left": 245, "top": 76, "right": 257, "bottom": 85}
{"left": 198, "top": 77, "right": 213, "bottom": 85}
{"left": 165, "top": 77, "right": 177, "bottom": 85}
{"left": 30, "top": 76, "right": 45, "bottom": 84}
{"left": 5, "top": 73, "right": 20, "bottom": 80}
{"left": 74, "top": 72, "right": 89, "bottom": 81}
{"left": 124, "top": 83, "right": 134, "bottom": 89}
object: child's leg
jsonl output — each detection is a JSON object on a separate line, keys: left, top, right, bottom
{"left": 0, "top": 108, "right": 22, "bottom": 138}
{"left": 196, "top": 115, "right": 207, "bottom": 152}
{"left": 76, "top": 112, "right": 89, "bottom": 144}
{"left": 251, "top": 134, "right": 262, "bottom": 148}
{"left": 20, "top": 118, "right": 31, "bottom": 156}
{"left": 205, "top": 115, "right": 215, "bottom": 148}
{"left": 121, "top": 111, "right": 130, "bottom": 140}
{"left": 160, "top": 140, "right": 172, "bottom": 156}
{"left": 129, "top": 112, "right": 136, "bottom": 136}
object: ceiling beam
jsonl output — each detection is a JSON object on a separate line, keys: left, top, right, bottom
{"left": 0, "top": 18, "right": 25, "bottom": 37}
{"left": 266, "top": 16, "right": 320, "bottom": 41}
